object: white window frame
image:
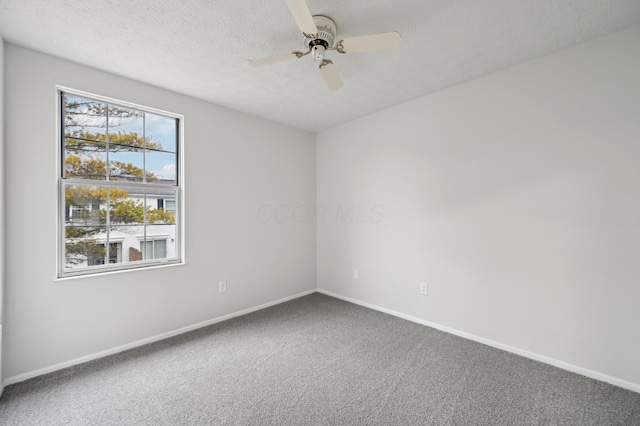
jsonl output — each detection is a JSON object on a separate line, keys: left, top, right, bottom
{"left": 57, "top": 87, "right": 185, "bottom": 278}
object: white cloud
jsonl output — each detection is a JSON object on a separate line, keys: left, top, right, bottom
{"left": 146, "top": 113, "right": 176, "bottom": 135}
{"left": 156, "top": 163, "right": 176, "bottom": 180}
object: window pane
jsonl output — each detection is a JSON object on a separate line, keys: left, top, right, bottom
{"left": 64, "top": 225, "right": 107, "bottom": 270}
{"left": 64, "top": 95, "right": 107, "bottom": 142}
{"left": 146, "top": 113, "right": 177, "bottom": 153}
{"left": 108, "top": 187, "right": 146, "bottom": 226}
{"left": 108, "top": 105, "right": 143, "bottom": 142}
{"left": 88, "top": 242, "right": 122, "bottom": 266}
{"left": 65, "top": 139, "right": 107, "bottom": 180}
{"left": 109, "top": 151, "right": 145, "bottom": 182}
{"left": 147, "top": 151, "right": 177, "bottom": 184}
{"left": 65, "top": 184, "right": 105, "bottom": 227}
{"left": 105, "top": 224, "right": 145, "bottom": 264}
{"left": 64, "top": 95, "right": 109, "bottom": 181}
{"left": 107, "top": 105, "right": 144, "bottom": 182}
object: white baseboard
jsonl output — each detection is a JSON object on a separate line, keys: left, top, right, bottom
{"left": 317, "top": 288, "right": 640, "bottom": 394}
{"left": 6, "top": 288, "right": 639, "bottom": 395}
{"left": 3, "top": 289, "right": 316, "bottom": 387}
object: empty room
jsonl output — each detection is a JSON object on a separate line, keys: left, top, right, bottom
{"left": 0, "top": 0, "right": 639, "bottom": 424}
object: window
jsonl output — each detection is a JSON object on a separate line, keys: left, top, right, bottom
{"left": 157, "top": 198, "right": 176, "bottom": 212}
{"left": 59, "top": 89, "right": 183, "bottom": 277}
{"left": 165, "top": 200, "right": 176, "bottom": 211}
{"left": 88, "top": 242, "right": 122, "bottom": 265}
{"left": 141, "top": 239, "right": 167, "bottom": 259}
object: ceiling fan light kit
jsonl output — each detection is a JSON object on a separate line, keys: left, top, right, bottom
{"left": 249, "top": 0, "right": 402, "bottom": 90}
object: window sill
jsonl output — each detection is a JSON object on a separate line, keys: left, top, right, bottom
{"left": 55, "top": 260, "right": 186, "bottom": 282}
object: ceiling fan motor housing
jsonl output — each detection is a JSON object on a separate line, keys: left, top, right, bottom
{"left": 304, "top": 15, "right": 337, "bottom": 63}
{"left": 303, "top": 15, "right": 337, "bottom": 53}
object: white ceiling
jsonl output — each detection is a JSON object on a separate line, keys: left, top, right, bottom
{"left": 1, "top": 0, "right": 639, "bottom": 132}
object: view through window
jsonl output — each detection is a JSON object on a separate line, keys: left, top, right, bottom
{"left": 59, "top": 90, "right": 182, "bottom": 276}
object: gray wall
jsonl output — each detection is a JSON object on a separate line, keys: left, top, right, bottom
{"left": 317, "top": 25, "right": 640, "bottom": 388}
{"left": 3, "top": 45, "right": 316, "bottom": 380}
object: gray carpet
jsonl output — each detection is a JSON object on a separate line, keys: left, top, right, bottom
{"left": 1, "top": 293, "right": 639, "bottom": 425}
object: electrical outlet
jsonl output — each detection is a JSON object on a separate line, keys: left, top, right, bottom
{"left": 420, "top": 282, "right": 428, "bottom": 295}
{"left": 218, "top": 281, "right": 227, "bottom": 293}
{"left": 353, "top": 268, "right": 359, "bottom": 280}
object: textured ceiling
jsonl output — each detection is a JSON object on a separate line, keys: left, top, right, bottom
{"left": 1, "top": 0, "right": 639, "bottom": 132}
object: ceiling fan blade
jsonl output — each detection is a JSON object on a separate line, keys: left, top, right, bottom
{"left": 337, "top": 31, "right": 402, "bottom": 53}
{"left": 284, "top": 0, "right": 318, "bottom": 37}
{"left": 319, "top": 60, "right": 342, "bottom": 91}
{"left": 249, "top": 51, "right": 302, "bottom": 67}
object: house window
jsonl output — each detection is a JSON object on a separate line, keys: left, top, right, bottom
{"left": 88, "top": 242, "right": 122, "bottom": 265}
{"left": 141, "top": 239, "right": 167, "bottom": 260}
{"left": 59, "top": 88, "right": 183, "bottom": 277}
{"left": 165, "top": 200, "right": 176, "bottom": 211}
{"left": 69, "top": 205, "right": 86, "bottom": 219}
{"left": 157, "top": 198, "right": 176, "bottom": 212}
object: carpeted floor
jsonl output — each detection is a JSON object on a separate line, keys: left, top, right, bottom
{"left": 1, "top": 293, "right": 639, "bottom": 425}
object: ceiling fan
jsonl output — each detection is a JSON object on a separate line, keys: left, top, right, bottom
{"left": 249, "top": 0, "right": 402, "bottom": 90}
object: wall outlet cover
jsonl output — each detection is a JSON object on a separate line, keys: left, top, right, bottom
{"left": 420, "top": 282, "right": 428, "bottom": 295}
